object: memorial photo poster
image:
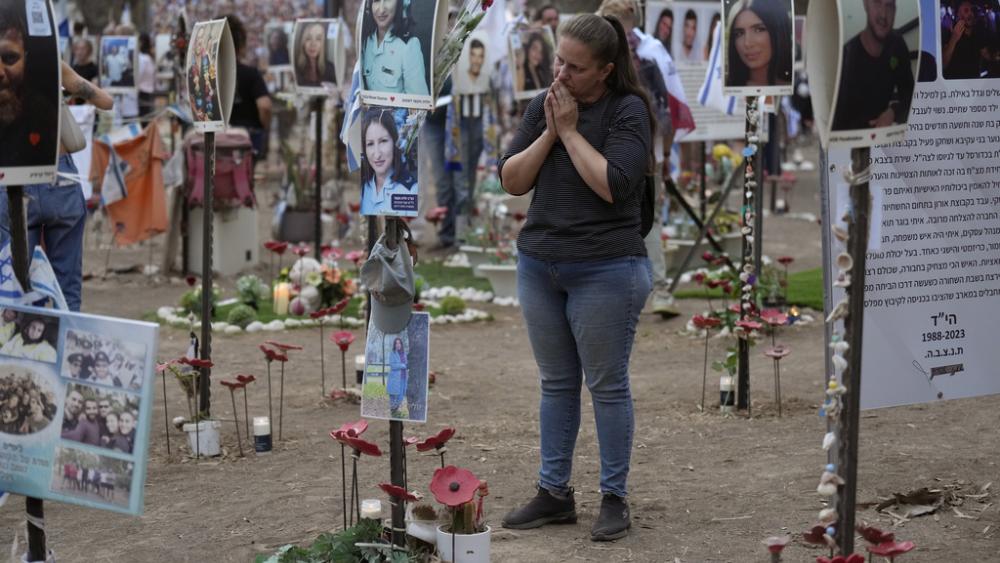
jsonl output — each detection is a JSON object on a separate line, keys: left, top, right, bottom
{"left": 99, "top": 35, "right": 138, "bottom": 93}
{"left": 453, "top": 30, "right": 490, "bottom": 95}
{"left": 794, "top": 15, "right": 806, "bottom": 70}
{"left": 721, "top": 0, "right": 794, "bottom": 96}
{"left": 939, "top": 0, "right": 1000, "bottom": 80}
{"left": 0, "top": 303, "right": 158, "bottom": 515}
{"left": 185, "top": 19, "right": 236, "bottom": 133}
{"left": 359, "top": 106, "right": 419, "bottom": 217}
{"left": 807, "top": 0, "right": 921, "bottom": 148}
{"left": 0, "top": 0, "right": 60, "bottom": 186}
{"left": 509, "top": 26, "right": 556, "bottom": 100}
{"left": 358, "top": 0, "right": 440, "bottom": 110}
{"left": 823, "top": 0, "right": 1000, "bottom": 410}
{"left": 361, "top": 312, "right": 430, "bottom": 423}
{"left": 291, "top": 18, "right": 345, "bottom": 96}
{"left": 265, "top": 21, "right": 295, "bottom": 71}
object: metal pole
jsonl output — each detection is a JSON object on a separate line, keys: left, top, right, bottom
{"left": 737, "top": 97, "right": 758, "bottom": 412}
{"left": 753, "top": 138, "right": 764, "bottom": 277}
{"left": 835, "top": 148, "right": 870, "bottom": 556}
{"left": 700, "top": 141, "right": 707, "bottom": 222}
{"left": 314, "top": 98, "right": 323, "bottom": 260}
{"left": 199, "top": 132, "right": 216, "bottom": 416}
{"left": 383, "top": 219, "right": 406, "bottom": 547}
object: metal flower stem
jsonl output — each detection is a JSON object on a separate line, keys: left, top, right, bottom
{"left": 349, "top": 453, "right": 360, "bottom": 526}
{"left": 773, "top": 357, "right": 782, "bottom": 418}
{"left": 242, "top": 388, "right": 250, "bottom": 440}
{"left": 319, "top": 321, "right": 326, "bottom": 396}
{"left": 340, "top": 349, "right": 347, "bottom": 390}
{"left": 229, "top": 389, "right": 244, "bottom": 457}
{"left": 700, "top": 330, "right": 710, "bottom": 411}
{"left": 193, "top": 370, "right": 200, "bottom": 458}
{"left": 278, "top": 361, "right": 286, "bottom": 441}
{"left": 266, "top": 361, "right": 274, "bottom": 437}
{"left": 340, "top": 443, "right": 348, "bottom": 530}
{"left": 161, "top": 371, "right": 171, "bottom": 455}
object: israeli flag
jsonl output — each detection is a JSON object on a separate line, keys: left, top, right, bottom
{"left": 0, "top": 242, "right": 25, "bottom": 301}
{"left": 0, "top": 243, "right": 69, "bottom": 310}
{"left": 698, "top": 21, "right": 741, "bottom": 116}
{"left": 339, "top": 62, "right": 363, "bottom": 172}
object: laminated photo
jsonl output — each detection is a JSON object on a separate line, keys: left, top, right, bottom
{"left": 940, "top": 0, "right": 1000, "bottom": 80}
{"left": 453, "top": 30, "right": 490, "bottom": 95}
{"left": 361, "top": 312, "right": 429, "bottom": 423}
{"left": 291, "top": 18, "right": 345, "bottom": 96}
{"left": 264, "top": 21, "right": 295, "bottom": 71}
{"left": 99, "top": 35, "right": 138, "bottom": 93}
{"left": 186, "top": 19, "right": 237, "bottom": 133}
{"left": 359, "top": 106, "right": 419, "bottom": 217}
{"left": 509, "top": 26, "right": 556, "bottom": 100}
{"left": 0, "top": 303, "right": 158, "bottom": 516}
{"left": 647, "top": 1, "right": 721, "bottom": 66}
{"left": 722, "top": 0, "right": 794, "bottom": 96}
{"left": 359, "top": 0, "right": 441, "bottom": 110}
{"left": 0, "top": 0, "right": 60, "bottom": 185}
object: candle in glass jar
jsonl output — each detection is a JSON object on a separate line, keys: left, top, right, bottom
{"left": 355, "top": 354, "right": 365, "bottom": 385}
{"left": 272, "top": 282, "right": 291, "bottom": 316}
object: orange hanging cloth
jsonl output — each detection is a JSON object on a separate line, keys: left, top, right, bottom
{"left": 90, "top": 123, "right": 170, "bottom": 246}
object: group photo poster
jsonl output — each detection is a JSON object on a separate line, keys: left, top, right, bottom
{"left": 185, "top": 18, "right": 236, "bottom": 133}
{"left": 361, "top": 312, "right": 430, "bottom": 423}
{"left": 99, "top": 35, "right": 138, "bottom": 93}
{"left": 359, "top": 106, "right": 419, "bottom": 217}
{"left": 721, "top": 0, "right": 794, "bottom": 96}
{"left": 452, "top": 29, "right": 490, "bottom": 95}
{"left": 0, "top": 0, "right": 61, "bottom": 185}
{"left": 358, "top": 0, "right": 441, "bottom": 109}
{"left": 823, "top": 0, "right": 1000, "bottom": 409}
{"left": 807, "top": 0, "right": 921, "bottom": 148}
{"left": 0, "top": 303, "right": 159, "bottom": 515}
{"left": 291, "top": 18, "right": 345, "bottom": 96}
{"left": 509, "top": 25, "right": 556, "bottom": 100}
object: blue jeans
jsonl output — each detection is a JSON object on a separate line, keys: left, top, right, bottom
{"left": 454, "top": 114, "right": 484, "bottom": 217}
{"left": 517, "top": 253, "right": 652, "bottom": 497}
{"left": 0, "top": 154, "right": 87, "bottom": 311}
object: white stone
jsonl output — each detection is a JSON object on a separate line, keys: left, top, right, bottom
{"left": 224, "top": 325, "right": 243, "bottom": 334}
{"left": 264, "top": 320, "right": 285, "bottom": 331}
{"left": 246, "top": 321, "right": 264, "bottom": 333}
{"left": 284, "top": 318, "right": 301, "bottom": 328}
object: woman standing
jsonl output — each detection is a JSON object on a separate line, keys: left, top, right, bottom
{"left": 360, "top": 0, "right": 428, "bottom": 95}
{"left": 498, "top": 14, "right": 653, "bottom": 542}
{"left": 359, "top": 109, "right": 416, "bottom": 215}
{"left": 726, "top": 0, "right": 792, "bottom": 87}
{"left": 387, "top": 337, "right": 408, "bottom": 416}
{"left": 521, "top": 32, "right": 554, "bottom": 92}
{"left": 294, "top": 21, "right": 337, "bottom": 87}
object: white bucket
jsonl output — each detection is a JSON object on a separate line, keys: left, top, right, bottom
{"left": 436, "top": 525, "right": 491, "bottom": 563}
{"left": 182, "top": 420, "right": 222, "bottom": 457}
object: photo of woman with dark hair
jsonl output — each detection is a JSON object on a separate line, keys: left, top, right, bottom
{"left": 724, "top": 0, "right": 793, "bottom": 92}
{"left": 522, "top": 31, "right": 555, "bottom": 92}
{"left": 292, "top": 20, "right": 337, "bottom": 88}
{"left": 359, "top": 108, "right": 417, "bottom": 216}
{"left": 360, "top": 0, "right": 430, "bottom": 96}
{"left": 267, "top": 25, "right": 291, "bottom": 67}
{"left": 387, "top": 336, "right": 407, "bottom": 417}
{"left": 0, "top": 314, "right": 58, "bottom": 363}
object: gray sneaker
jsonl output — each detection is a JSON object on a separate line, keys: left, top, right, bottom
{"left": 651, "top": 292, "right": 680, "bottom": 318}
{"left": 501, "top": 487, "right": 577, "bottom": 529}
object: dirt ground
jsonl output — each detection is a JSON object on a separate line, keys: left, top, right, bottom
{"left": 1, "top": 145, "right": 997, "bottom": 563}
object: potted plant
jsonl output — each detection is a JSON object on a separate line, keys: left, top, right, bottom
{"left": 430, "top": 465, "right": 490, "bottom": 563}
{"left": 275, "top": 141, "right": 316, "bottom": 242}
{"left": 477, "top": 245, "right": 517, "bottom": 300}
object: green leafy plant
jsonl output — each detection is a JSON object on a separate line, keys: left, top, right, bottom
{"left": 438, "top": 296, "right": 466, "bottom": 316}
{"left": 226, "top": 304, "right": 257, "bottom": 329}
{"left": 178, "top": 284, "right": 221, "bottom": 316}
{"left": 236, "top": 275, "right": 269, "bottom": 309}
{"left": 253, "top": 519, "right": 425, "bottom": 563}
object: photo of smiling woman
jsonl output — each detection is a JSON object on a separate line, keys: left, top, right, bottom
{"left": 292, "top": 19, "right": 339, "bottom": 93}
{"left": 359, "top": 108, "right": 418, "bottom": 217}
{"left": 722, "top": 0, "right": 794, "bottom": 95}
{"left": 510, "top": 27, "right": 556, "bottom": 99}
{"left": 359, "top": 0, "right": 433, "bottom": 108}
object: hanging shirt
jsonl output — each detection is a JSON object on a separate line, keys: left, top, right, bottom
{"left": 361, "top": 31, "right": 429, "bottom": 95}
{"left": 138, "top": 53, "right": 156, "bottom": 94}
{"left": 90, "top": 123, "right": 170, "bottom": 246}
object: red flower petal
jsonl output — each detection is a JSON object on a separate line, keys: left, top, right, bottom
{"left": 764, "top": 345, "right": 791, "bottom": 359}
{"left": 334, "top": 419, "right": 368, "bottom": 438}
{"left": 416, "top": 427, "right": 456, "bottom": 452}
{"left": 330, "top": 297, "right": 351, "bottom": 315}
{"left": 868, "top": 540, "right": 914, "bottom": 557}
{"left": 265, "top": 340, "right": 304, "bottom": 351}
{"left": 735, "top": 319, "right": 763, "bottom": 331}
{"left": 180, "top": 357, "right": 213, "bottom": 369}
{"left": 760, "top": 309, "right": 789, "bottom": 326}
{"left": 343, "top": 435, "right": 382, "bottom": 457}
{"left": 348, "top": 202, "right": 361, "bottom": 213}
{"left": 332, "top": 331, "right": 356, "bottom": 352}
{"left": 856, "top": 524, "right": 894, "bottom": 545}
{"left": 403, "top": 436, "right": 419, "bottom": 447}
{"left": 220, "top": 379, "right": 245, "bottom": 390}
{"left": 803, "top": 525, "right": 827, "bottom": 545}
{"left": 259, "top": 345, "right": 278, "bottom": 361}
{"left": 185, "top": 275, "right": 197, "bottom": 287}
{"left": 379, "top": 483, "right": 421, "bottom": 502}
{"left": 236, "top": 374, "right": 256, "bottom": 384}
{"left": 692, "top": 315, "right": 722, "bottom": 329}
{"left": 763, "top": 535, "right": 789, "bottom": 554}
{"left": 777, "top": 256, "right": 795, "bottom": 265}
{"left": 346, "top": 250, "right": 365, "bottom": 264}
{"left": 429, "top": 465, "right": 480, "bottom": 507}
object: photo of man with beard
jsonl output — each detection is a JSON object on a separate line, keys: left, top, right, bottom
{"left": 0, "top": 0, "right": 59, "bottom": 179}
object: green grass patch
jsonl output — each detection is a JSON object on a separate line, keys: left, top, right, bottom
{"left": 212, "top": 296, "right": 364, "bottom": 324}
{"left": 675, "top": 267, "right": 825, "bottom": 311}
{"left": 415, "top": 261, "right": 492, "bottom": 292}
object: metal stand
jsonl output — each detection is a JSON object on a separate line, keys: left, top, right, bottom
{"left": 835, "top": 148, "right": 871, "bottom": 556}
{"left": 199, "top": 132, "right": 216, "bottom": 417}
{"left": 737, "top": 97, "right": 761, "bottom": 412}
{"left": 383, "top": 218, "right": 406, "bottom": 548}
{"left": 7, "top": 187, "right": 46, "bottom": 561}
{"left": 314, "top": 98, "right": 324, "bottom": 260}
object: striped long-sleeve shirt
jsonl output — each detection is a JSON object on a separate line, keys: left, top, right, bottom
{"left": 498, "top": 91, "right": 651, "bottom": 262}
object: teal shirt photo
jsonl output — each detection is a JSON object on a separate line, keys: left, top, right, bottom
{"left": 361, "top": 175, "right": 417, "bottom": 216}
{"left": 362, "top": 30, "right": 429, "bottom": 95}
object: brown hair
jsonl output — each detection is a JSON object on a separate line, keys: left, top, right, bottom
{"left": 559, "top": 14, "right": 656, "bottom": 137}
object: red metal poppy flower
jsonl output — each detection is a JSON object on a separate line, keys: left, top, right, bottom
{"left": 379, "top": 483, "right": 421, "bottom": 502}
{"left": 764, "top": 345, "right": 791, "bottom": 359}
{"left": 735, "top": 319, "right": 763, "bottom": 332}
{"left": 293, "top": 244, "right": 311, "bottom": 257}
{"left": 706, "top": 279, "right": 722, "bottom": 289}
{"left": 330, "top": 297, "right": 351, "bottom": 314}
{"left": 180, "top": 357, "right": 213, "bottom": 369}
{"left": 692, "top": 272, "right": 706, "bottom": 285}
{"left": 761, "top": 309, "right": 789, "bottom": 326}
{"left": 721, "top": 282, "right": 733, "bottom": 294}
{"left": 331, "top": 331, "right": 356, "bottom": 352}
{"left": 413, "top": 303, "right": 426, "bottom": 311}
{"left": 416, "top": 427, "right": 456, "bottom": 452}
{"left": 185, "top": 275, "right": 197, "bottom": 287}
{"left": 322, "top": 245, "right": 343, "bottom": 260}
{"left": 334, "top": 419, "right": 368, "bottom": 438}
{"left": 259, "top": 345, "right": 278, "bottom": 362}
{"left": 346, "top": 250, "right": 365, "bottom": 265}
{"left": 777, "top": 256, "right": 795, "bottom": 266}
{"left": 856, "top": 524, "right": 894, "bottom": 545}
{"left": 265, "top": 340, "right": 304, "bottom": 351}
{"left": 803, "top": 525, "right": 828, "bottom": 545}
{"left": 728, "top": 303, "right": 742, "bottom": 314}
{"left": 763, "top": 535, "right": 789, "bottom": 554}
{"left": 702, "top": 251, "right": 716, "bottom": 262}
{"left": 310, "top": 308, "right": 331, "bottom": 319}
{"left": 481, "top": 0, "right": 493, "bottom": 11}
{"left": 429, "top": 466, "right": 479, "bottom": 508}
{"left": 403, "top": 436, "right": 419, "bottom": 447}
{"left": 868, "top": 541, "right": 914, "bottom": 558}
{"left": 264, "top": 241, "right": 289, "bottom": 255}
{"left": 235, "top": 374, "right": 256, "bottom": 384}
{"left": 220, "top": 379, "right": 246, "bottom": 391}
{"left": 692, "top": 315, "right": 722, "bottom": 329}
{"left": 348, "top": 202, "right": 361, "bottom": 213}
{"left": 343, "top": 435, "right": 382, "bottom": 457}
{"left": 156, "top": 361, "right": 173, "bottom": 374}
{"left": 816, "top": 556, "right": 865, "bottom": 563}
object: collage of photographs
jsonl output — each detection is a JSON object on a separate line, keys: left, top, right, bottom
{"left": 0, "top": 305, "right": 150, "bottom": 511}
{"left": 186, "top": 19, "right": 226, "bottom": 125}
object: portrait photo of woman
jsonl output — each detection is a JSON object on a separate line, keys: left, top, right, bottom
{"left": 723, "top": 0, "right": 794, "bottom": 94}
{"left": 266, "top": 23, "right": 291, "bottom": 67}
{"left": 359, "top": 108, "right": 418, "bottom": 217}
{"left": 292, "top": 19, "right": 339, "bottom": 92}
{"left": 510, "top": 27, "right": 555, "bottom": 99}
{"left": 359, "top": 0, "right": 432, "bottom": 103}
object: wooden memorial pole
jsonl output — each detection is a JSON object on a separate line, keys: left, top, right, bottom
{"left": 835, "top": 147, "right": 871, "bottom": 556}
{"left": 6, "top": 187, "right": 46, "bottom": 561}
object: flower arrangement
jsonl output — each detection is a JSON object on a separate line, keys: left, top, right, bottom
{"left": 429, "top": 465, "right": 488, "bottom": 535}
{"left": 299, "top": 262, "right": 357, "bottom": 312}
